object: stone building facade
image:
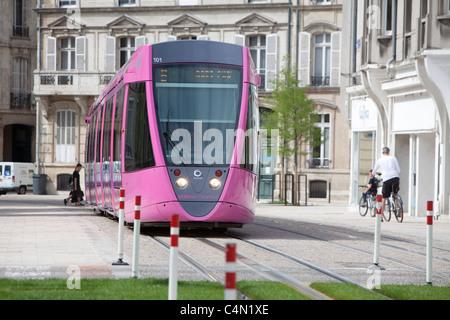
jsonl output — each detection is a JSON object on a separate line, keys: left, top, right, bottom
{"left": 0, "top": 0, "right": 37, "bottom": 164}
{"left": 341, "top": 0, "right": 450, "bottom": 217}
{"left": 32, "top": 0, "right": 350, "bottom": 201}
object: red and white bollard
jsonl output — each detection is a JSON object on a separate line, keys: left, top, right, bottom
{"left": 225, "top": 243, "right": 237, "bottom": 300}
{"left": 113, "top": 188, "right": 128, "bottom": 266}
{"left": 131, "top": 195, "right": 141, "bottom": 278}
{"left": 169, "top": 214, "right": 180, "bottom": 300}
{"left": 373, "top": 194, "right": 382, "bottom": 267}
{"left": 426, "top": 201, "right": 433, "bottom": 285}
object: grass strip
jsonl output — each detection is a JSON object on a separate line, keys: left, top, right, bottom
{"left": 1, "top": 278, "right": 449, "bottom": 300}
{"left": 376, "top": 284, "right": 450, "bottom": 300}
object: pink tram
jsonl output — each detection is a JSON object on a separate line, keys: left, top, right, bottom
{"left": 85, "top": 40, "right": 260, "bottom": 228}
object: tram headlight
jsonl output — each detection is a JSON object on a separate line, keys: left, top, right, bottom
{"left": 209, "top": 178, "right": 221, "bottom": 189}
{"left": 175, "top": 177, "right": 188, "bottom": 189}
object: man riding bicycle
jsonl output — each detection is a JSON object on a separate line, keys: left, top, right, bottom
{"left": 361, "top": 170, "right": 378, "bottom": 207}
{"left": 372, "top": 147, "right": 401, "bottom": 216}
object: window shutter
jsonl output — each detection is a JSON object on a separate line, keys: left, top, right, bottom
{"left": 135, "top": 36, "right": 146, "bottom": 49}
{"left": 46, "top": 36, "right": 56, "bottom": 71}
{"left": 75, "top": 36, "right": 86, "bottom": 71}
{"left": 234, "top": 34, "right": 245, "bottom": 46}
{"left": 265, "top": 33, "right": 278, "bottom": 91}
{"left": 330, "top": 31, "right": 341, "bottom": 87}
{"left": 299, "top": 32, "right": 311, "bottom": 87}
{"left": 105, "top": 36, "right": 116, "bottom": 72}
{"left": 197, "top": 35, "right": 208, "bottom": 41}
{"left": 166, "top": 35, "right": 177, "bottom": 41}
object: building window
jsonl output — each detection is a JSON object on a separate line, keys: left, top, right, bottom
{"left": 118, "top": 0, "right": 136, "bottom": 6}
{"left": 382, "top": 0, "right": 393, "bottom": 35}
{"left": 313, "top": 34, "right": 331, "bottom": 87}
{"left": 12, "top": 58, "right": 27, "bottom": 95}
{"left": 248, "top": 0, "right": 268, "bottom": 3}
{"left": 119, "top": 37, "right": 135, "bottom": 68}
{"left": 61, "top": 38, "right": 76, "bottom": 70}
{"left": 56, "top": 110, "right": 77, "bottom": 163}
{"left": 249, "top": 35, "right": 266, "bottom": 90}
{"left": 179, "top": 35, "right": 197, "bottom": 40}
{"left": 310, "top": 114, "right": 330, "bottom": 168}
{"left": 446, "top": 0, "right": 450, "bottom": 14}
{"left": 315, "top": 0, "right": 331, "bottom": 5}
{"left": 11, "top": 57, "right": 30, "bottom": 109}
{"left": 59, "top": 0, "right": 76, "bottom": 7}
{"left": 179, "top": 0, "right": 198, "bottom": 5}
{"left": 13, "top": 0, "right": 28, "bottom": 37}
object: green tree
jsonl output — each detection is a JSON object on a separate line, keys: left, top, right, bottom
{"left": 262, "top": 58, "right": 322, "bottom": 205}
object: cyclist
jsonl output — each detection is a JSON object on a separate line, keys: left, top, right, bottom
{"left": 372, "top": 147, "right": 400, "bottom": 216}
{"left": 361, "top": 170, "right": 378, "bottom": 207}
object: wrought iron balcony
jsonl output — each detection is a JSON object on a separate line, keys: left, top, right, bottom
{"left": 34, "top": 71, "right": 116, "bottom": 96}
{"left": 311, "top": 76, "right": 330, "bottom": 87}
{"left": 13, "top": 25, "right": 29, "bottom": 38}
{"left": 10, "top": 91, "right": 31, "bottom": 110}
{"left": 308, "top": 158, "right": 330, "bottom": 169}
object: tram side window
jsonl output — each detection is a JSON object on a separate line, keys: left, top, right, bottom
{"left": 103, "top": 95, "right": 114, "bottom": 163}
{"left": 113, "top": 86, "right": 125, "bottom": 164}
{"left": 241, "top": 84, "right": 259, "bottom": 173}
{"left": 89, "top": 110, "right": 97, "bottom": 163}
{"left": 125, "top": 82, "right": 155, "bottom": 172}
{"left": 96, "top": 106, "right": 104, "bottom": 163}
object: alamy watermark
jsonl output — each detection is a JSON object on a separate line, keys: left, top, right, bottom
{"left": 366, "top": 268, "right": 381, "bottom": 290}
{"left": 167, "top": 126, "right": 279, "bottom": 167}
{"left": 66, "top": 265, "right": 81, "bottom": 290}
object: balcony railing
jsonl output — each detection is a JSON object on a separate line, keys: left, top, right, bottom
{"left": 308, "top": 158, "right": 330, "bottom": 169}
{"left": 13, "top": 25, "right": 29, "bottom": 38}
{"left": 311, "top": 76, "right": 330, "bottom": 87}
{"left": 34, "top": 71, "right": 116, "bottom": 96}
{"left": 10, "top": 91, "right": 31, "bottom": 110}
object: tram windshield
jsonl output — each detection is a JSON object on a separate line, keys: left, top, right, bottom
{"left": 153, "top": 64, "right": 243, "bottom": 166}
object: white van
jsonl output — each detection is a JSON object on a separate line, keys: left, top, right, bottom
{"left": 0, "top": 162, "right": 35, "bottom": 195}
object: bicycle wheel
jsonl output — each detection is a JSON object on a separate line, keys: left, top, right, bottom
{"left": 383, "top": 198, "right": 392, "bottom": 222}
{"left": 394, "top": 194, "right": 404, "bottom": 223}
{"left": 359, "top": 195, "right": 368, "bottom": 217}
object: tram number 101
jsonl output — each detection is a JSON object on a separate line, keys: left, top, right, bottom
{"left": 153, "top": 57, "right": 163, "bottom": 63}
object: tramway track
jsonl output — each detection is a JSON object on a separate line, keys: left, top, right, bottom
{"left": 144, "top": 231, "right": 332, "bottom": 300}
{"left": 249, "top": 219, "right": 450, "bottom": 282}
{"left": 254, "top": 218, "right": 450, "bottom": 265}
{"left": 258, "top": 216, "right": 450, "bottom": 254}
{"left": 195, "top": 237, "right": 333, "bottom": 300}
{"left": 145, "top": 233, "right": 251, "bottom": 300}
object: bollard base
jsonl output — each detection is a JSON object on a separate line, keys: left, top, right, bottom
{"left": 368, "top": 264, "right": 385, "bottom": 271}
{"left": 426, "top": 282, "right": 433, "bottom": 286}
{"left": 112, "top": 259, "right": 129, "bottom": 266}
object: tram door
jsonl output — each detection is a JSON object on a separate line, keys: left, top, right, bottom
{"left": 112, "top": 85, "right": 126, "bottom": 213}
{"left": 102, "top": 93, "right": 114, "bottom": 210}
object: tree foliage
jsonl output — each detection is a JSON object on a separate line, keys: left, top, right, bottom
{"left": 262, "top": 57, "right": 323, "bottom": 205}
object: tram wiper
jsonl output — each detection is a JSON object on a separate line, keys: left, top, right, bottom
{"left": 163, "top": 130, "right": 190, "bottom": 166}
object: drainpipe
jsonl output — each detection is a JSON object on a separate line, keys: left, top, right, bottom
{"left": 386, "top": 0, "right": 397, "bottom": 78}
{"left": 295, "top": 0, "right": 300, "bottom": 80}
{"left": 36, "top": 0, "right": 42, "bottom": 174}
{"left": 352, "top": 0, "right": 357, "bottom": 85}
{"left": 287, "top": 1, "right": 292, "bottom": 69}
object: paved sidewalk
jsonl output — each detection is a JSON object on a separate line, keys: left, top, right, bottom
{"left": 0, "top": 193, "right": 449, "bottom": 281}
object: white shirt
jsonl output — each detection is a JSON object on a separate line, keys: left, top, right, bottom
{"left": 372, "top": 155, "right": 400, "bottom": 182}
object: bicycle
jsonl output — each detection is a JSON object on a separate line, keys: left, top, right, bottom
{"left": 359, "top": 192, "right": 377, "bottom": 217}
{"left": 386, "top": 184, "right": 403, "bottom": 223}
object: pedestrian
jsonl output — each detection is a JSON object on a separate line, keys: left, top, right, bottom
{"left": 64, "top": 163, "right": 84, "bottom": 206}
{"left": 372, "top": 147, "right": 400, "bottom": 216}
